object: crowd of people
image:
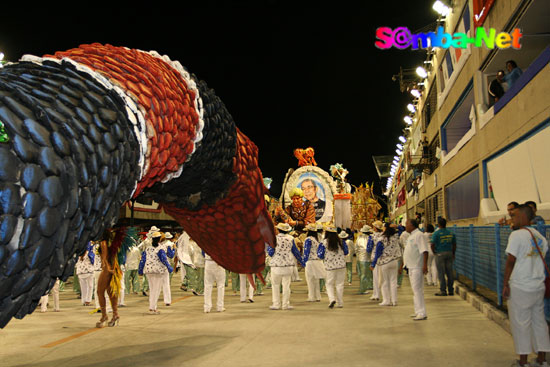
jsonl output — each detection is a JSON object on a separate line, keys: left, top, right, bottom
{"left": 35, "top": 196, "right": 549, "bottom": 366}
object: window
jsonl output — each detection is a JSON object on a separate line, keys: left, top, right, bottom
{"left": 425, "top": 190, "right": 443, "bottom": 226}
{"left": 422, "top": 79, "right": 437, "bottom": 131}
{"left": 445, "top": 168, "right": 480, "bottom": 221}
{"left": 441, "top": 82, "right": 474, "bottom": 154}
{"left": 478, "top": 0, "right": 550, "bottom": 123}
{"left": 437, "top": 4, "right": 472, "bottom": 105}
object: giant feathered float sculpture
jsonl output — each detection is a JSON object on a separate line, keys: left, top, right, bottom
{"left": 0, "top": 43, "right": 276, "bottom": 327}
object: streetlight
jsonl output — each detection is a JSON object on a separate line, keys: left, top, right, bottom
{"left": 396, "top": 143, "right": 403, "bottom": 150}
{"left": 404, "top": 116, "right": 413, "bottom": 125}
{"left": 398, "top": 136, "right": 406, "bottom": 143}
{"left": 396, "top": 148, "right": 402, "bottom": 155}
{"left": 407, "top": 103, "right": 416, "bottom": 113}
{"left": 433, "top": 0, "right": 451, "bottom": 17}
{"left": 410, "top": 89, "right": 421, "bottom": 98}
{"left": 416, "top": 66, "right": 428, "bottom": 79}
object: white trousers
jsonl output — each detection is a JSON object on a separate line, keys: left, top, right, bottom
{"left": 379, "top": 260, "right": 398, "bottom": 305}
{"left": 291, "top": 265, "right": 300, "bottom": 281}
{"left": 326, "top": 268, "right": 346, "bottom": 306}
{"left": 271, "top": 267, "right": 292, "bottom": 309}
{"left": 372, "top": 265, "right": 381, "bottom": 298}
{"left": 162, "top": 271, "right": 172, "bottom": 305}
{"left": 204, "top": 260, "right": 226, "bottom": 311}
{"left": 305, "top": 260, "right": 324, "bottom": 301}
{"left": 239, "top": 274, "right": 254, "bottom": 302}
{"left": 508, "top": 285, "right": 550, "bottom": 355}
{"left": 146, "top": 273, "right": 165, "bottom": 311}
{"left": 179, "top": 261, "right": 187, "bottom": 283}
{"left": 78, "top": 273, "right": 94, "bottom": 304}
{"left": 409, "top": 268, "right": 427, "bottom": 317}
{"left": 118, "top": 270, "right": 125, "bottom": 305}
{"left": 40, "top": 279, "right": 60, "bottom": 312}
{"left": 426, "top": 253, "right": 438, "bottom": 285}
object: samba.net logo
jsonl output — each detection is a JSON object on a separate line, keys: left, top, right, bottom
{"left": 375, "top": 26, "right": 522, "bottom": 50}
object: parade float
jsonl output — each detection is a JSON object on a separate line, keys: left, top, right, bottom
{"left": 0, "top": 43, "right": 275, "bottom": 327}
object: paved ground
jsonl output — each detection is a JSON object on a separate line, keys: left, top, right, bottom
{"left": 0, "top": 268, "right": 518, "bottom": 367}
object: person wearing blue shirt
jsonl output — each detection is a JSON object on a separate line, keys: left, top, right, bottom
{"left": 503, "top": 60, "right": 523, "bottom": 90}
{"left": 431, "top": 217, "right": 456, "bottom": 296}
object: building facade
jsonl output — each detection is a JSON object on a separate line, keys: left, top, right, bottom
{"left": 386, "top": 0, "right": 550, "bottom": 227}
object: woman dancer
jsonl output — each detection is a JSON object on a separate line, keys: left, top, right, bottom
{"left": 303, "top": 223, "right": 326, "bottom": 302}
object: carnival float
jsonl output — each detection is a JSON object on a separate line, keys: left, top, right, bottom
{"left": 0, "top": 43, "right": 276, "bottom": 327}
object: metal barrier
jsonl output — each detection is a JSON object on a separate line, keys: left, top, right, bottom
{"left": 450, "top": 223, "right": 549, "bottom": 307}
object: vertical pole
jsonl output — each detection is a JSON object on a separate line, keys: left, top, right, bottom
{"left": 494, "top": 224, "right": 502, "bottom": 307}
{"left": 469, "top": 224, "right": 476, "bottom": 291}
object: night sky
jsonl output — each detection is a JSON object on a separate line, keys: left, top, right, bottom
{"left": 1, "top": 1, "right": 436, "bottom": 200}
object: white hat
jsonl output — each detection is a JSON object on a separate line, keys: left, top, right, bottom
{"left": 372, "top": 221, "right": 384, "bottom": 230}
{"left": 164, "top": 232, "right": 173, "bottom": 239}
{"left": 338, "top": 231, "right": 349, "bottom": 239}
{"left": 148, "top": 226, "right": 160, "bottom": 233}
{"left": 276, "top": 222, "right": 292, "bottom": 232}
{"left": 325, "top": 226, "right": 337, "bottom": 233}
{"left": 360, "top": 225, "right": 372, "bottom": 233}
{"left": 305, "top": 223, "right": 317, "bottom": 232}
{"left": 151, "top": 231, "right": 162, "bottom": 238}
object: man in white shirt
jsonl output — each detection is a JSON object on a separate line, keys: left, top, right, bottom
{"left": 503, "top": 204, "right": 550, "bottom": 367}
{"left": 402, "top": 219, "right": 429, "bottom": 321}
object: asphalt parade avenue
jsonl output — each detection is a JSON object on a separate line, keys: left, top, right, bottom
{"left": 0, "top": 267, "right": 515, "bottom": 367}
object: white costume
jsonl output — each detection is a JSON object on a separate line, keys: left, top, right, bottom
{"left": 239, "top": 274, "right": 254, "bottom": 302}
{"left": 303, "top": 235, "right": 326, "bottom": 301}
{"left": 204, "top": 253, "right": 226, "bottom": 312}
{"left": 372, "top": 234, "right": 402, "bottom": 306}
{"left": 506, "top": 228, "right": 550, "bottom": 355}
{"left": 268, "top": 232, "right": 303, "bottom": 310}
{"left": 176, "top": 232, "right": 194, "bottom": 284}
{"left": 318, "top": 239, "right": 348, "bottom": 308}
{"left": 424, "top": 231, "right": 438, "bottom": 286}
{"left": 370, "top": 232, "right": 382, "bottom": 300}
{"left": 76, "top": 244, "right": 95, "bottom": 305}
{"left": 140, "top": 245, "right": 173, "bottom": 312}
{"left": 161, "top": 237, "right": 175, "bottom": 305}
{"left": 40, "top": 279, "right": 60, "bottom": 312}
{"left": 403, "top": 228, "right": 430, "bottom": 319}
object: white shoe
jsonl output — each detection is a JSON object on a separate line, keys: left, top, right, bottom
{"left": 269, "top": 305, "right": 280, "bottom": 310}
{"left": 410, "top": 314, "right": 417, "bottom": 318}
{"left": 204, "top": 309, "right": 211, "bottom": 313}
{"left": 378, "top": 302, "right": 391, "bottom": 306}
{"left": 217, "top": 308, "right": 226, "bottom": 312}
{"left": 336, "top": 305, "right": 343, "bottom": 308}
{"left": 361, "top": 291, "right": 370, "bottom": 295}
{"left": 531, "top": 360, "right": 549, "bottom": 367}
{"left": 413, "top": 315, "right": 427, "bottom": 321}
{"left": 369, "top": 296, "right": 379, "bottom": 301}
{"left": 282, "top": 306, "right": 294, "bottom": 310}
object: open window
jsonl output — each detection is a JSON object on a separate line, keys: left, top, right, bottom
{"left": 440, "top": 81, "right": 475, "bottom": 164}
{"left": 477, "top": 0, "right": 550, "bottom": 128}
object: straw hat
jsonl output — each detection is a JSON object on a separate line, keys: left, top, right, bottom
{"left": 151, "top": 231, "right": 162, "bottom": 238}
{"left": 338, "top": 230, "right": 349, "bottom": 239}
{"left": 360, "top": 225, "right": 372, "bottom": 233}
{"left": 276, "top": 222, "right": 292, "bottom": 232}
{"left": 372, "top": 221, "right": 384, "bottom": 230}
{"left": 149, "top": 226, "right": 160, "bottom": 232}
{"left": 164, "top": 232, "right": 173, "bottom": 239}
{"left": 316, "top": 223, "right": 324, "bottom": 231}
{"left": 305, "top": 223, "right": 317, "bottom": 232}
{"left": 325, "top": 226, "right": 337, "bottom": 233}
